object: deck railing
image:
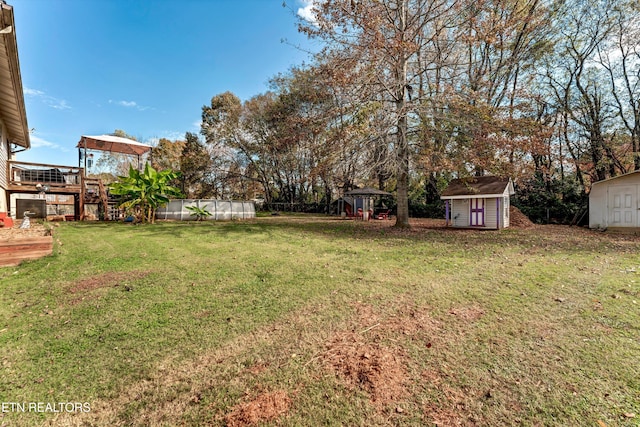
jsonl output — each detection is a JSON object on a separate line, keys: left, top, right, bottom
{"left": 8, "top": 160, "right": 83, "bottom": 189}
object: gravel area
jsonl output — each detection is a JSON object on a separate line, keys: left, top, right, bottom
{"left": 0, "top": 221, "right": 51, "bottom": 241}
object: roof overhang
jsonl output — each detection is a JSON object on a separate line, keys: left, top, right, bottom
{"left": 0, "top": 2, "right": 30, "bottom": 149}
{"left": 440, "top": 177, "right": 515, "bottom": 200}
{"left": 77, "top": 135, "right": 152, "bottom": 156}
{"left": 344, "top": 187, "right": 393, "bottom": 197}
{"left": 591, "top": 170, "right": 640, "bottom": 187}
{"left": 442, "top": 192, "right": 510, "bottom": 200}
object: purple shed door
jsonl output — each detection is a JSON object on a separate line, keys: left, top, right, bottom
{"left": 470, "top": 198, "right": 485, "bottom": 226}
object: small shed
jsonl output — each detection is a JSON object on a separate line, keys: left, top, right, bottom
{"left": 441, "top": 176, "right": 515, "bottom": 229}
{"left": 589, "top": 170, "right": 640, "bottom": 230}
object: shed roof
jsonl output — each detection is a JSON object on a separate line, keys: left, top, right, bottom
{"left": 590, "top": 170, "right": 640, "bottom": 187}
{"left": 344, "top": 187, "right": 393, "bottom": 196}
{"left": 441, "top": 176, "right": 514, "bottom": 199}
{"left": 77, "top": 135, "right": 152, "bottom": 156}
{"left": 0, "top": 3, "right": 30, "bottom": 149}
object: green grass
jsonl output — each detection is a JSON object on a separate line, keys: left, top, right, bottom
{"left": 0, "top": 217, "right": 638, "bottom": 426}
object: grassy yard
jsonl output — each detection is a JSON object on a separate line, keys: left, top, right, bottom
{"left": 0, "top": 217, "right": 638, "bottom": 426}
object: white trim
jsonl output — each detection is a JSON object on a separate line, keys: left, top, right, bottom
{"left": 442, "top": 192, "right": 507, "bottom": 200}
{"left": 591, "top": 170, "right": 640, "bottom": 187}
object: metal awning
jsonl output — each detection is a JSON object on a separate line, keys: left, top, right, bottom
{"left": 76, "top": 135, "right": 152, "bottom": 156}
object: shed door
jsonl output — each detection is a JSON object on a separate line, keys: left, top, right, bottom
{"left": 470, "top": 198, "right": 485, "bottom": 227}
{"left": 608, "top": 185, "right": 638, "bottom": 227}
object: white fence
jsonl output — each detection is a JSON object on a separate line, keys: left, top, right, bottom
{"left": 156, "top": 200, "right": 256, "bottom": 221}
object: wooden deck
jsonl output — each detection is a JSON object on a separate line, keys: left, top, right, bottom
{"left": 7, "top": 160, "right": 83, "bottom": 194}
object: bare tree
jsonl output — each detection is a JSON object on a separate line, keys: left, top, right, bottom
{"left": 298, "top": 0, "right": 459, "bottom": 227}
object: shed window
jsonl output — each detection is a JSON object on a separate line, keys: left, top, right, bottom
{"left": 504, "top": 196, "right": 509, "bottom": 218}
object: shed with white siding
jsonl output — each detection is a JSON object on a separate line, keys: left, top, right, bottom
{"left": 441, "top": 176, "right": 515, "bottom": 229}
{"left": 589, "top": 170, "right": 640, "bottom": 230}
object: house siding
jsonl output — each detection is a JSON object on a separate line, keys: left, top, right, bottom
{"left": 0, "top": 118, "right": 8, "bottom": 212}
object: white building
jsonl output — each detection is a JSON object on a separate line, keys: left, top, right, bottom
{"left": 441, "top": 176, "right": 515, "bottom": 230}
{"left": 589, "top": 170, "right": 640, "bottom": 230}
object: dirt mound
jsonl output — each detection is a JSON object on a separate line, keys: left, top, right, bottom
{"left": 510, "top": 206, "right": 535, "bottom": 228}
{"left": 224, "top": 390, "right": 292, "bottom": 427}
{"left": 323, "top": 331, "right": 408, "bottom": 407}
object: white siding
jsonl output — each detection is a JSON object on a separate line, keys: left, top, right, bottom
{"left": 450, "top": 199, "right": 469, "bottom": 227}
{"left": 503, "top": 196, "right": 510, "bottom": 228}
{"left": 0, "top": 118, "right": 7, "bottom": 212}
{"left": 0, "top": 117, "right": 7, "bottom": 189}
{"left": 484, "top": 198, "right": 498, "bottom": 229}
{"left": 448, "top": 197, "right": 510, "bottom": 229}
{"left": 589, "top": 172, "right": 640, "bottom": 229}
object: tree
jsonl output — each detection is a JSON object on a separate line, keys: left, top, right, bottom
{"left": 543, "top": 0, "right": 622, "bottom": 183}
{"left": 298, "top": 0, "right": 459, "bottom": 227}
{"left": 151, "top": 138, "right": 184, "bottom": 172}
{"left": 109, "top": 164, "right": 182, "bottom": 224}
{"left": 179, "top": 132, "right": 214, "bottom": 198}
{"left": 597, "top": 0, "right": 640, "bottom": 171}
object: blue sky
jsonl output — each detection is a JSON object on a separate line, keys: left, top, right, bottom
{"left": 12, "top": 0, "right": 318, "bottom": 166}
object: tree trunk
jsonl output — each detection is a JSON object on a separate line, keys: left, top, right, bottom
{"left": 395, "top": 110, "right": 410, "bottom": 228}
{"left": 394, "top": 0, "right": 410, "bottom": 228}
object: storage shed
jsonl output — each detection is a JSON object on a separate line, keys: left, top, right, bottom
{"left": 441, "top": 176, "right": 515, "bottom": 229}
{"left": 589, "top": 170, "right": 640, "bottom": 230}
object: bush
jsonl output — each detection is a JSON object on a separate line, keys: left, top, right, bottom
{"left": 409, "top": 199, "right": 445, "bottom": 218}
{"left": 513, "top": 175, "right": 587, "bottom": 225}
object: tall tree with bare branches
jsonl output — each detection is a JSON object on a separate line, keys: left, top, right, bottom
{"left": 298, "top": 0, "right": 459, "bottom": 227}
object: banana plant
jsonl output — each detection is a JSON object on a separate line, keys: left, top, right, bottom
{"left": 110, "top": 164, "right": 182, "bottom": 223}
{"left": 185, "top": 204, "right": 212, "bottom": 221}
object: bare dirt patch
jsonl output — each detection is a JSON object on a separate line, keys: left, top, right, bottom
{"left": 387, "top": 303, "right": 442, "bottom": 337}
{"left": 0, "top": 221, "right": 51, "bottom": 241}
{"left": 224, "top": 390, "right": 292, "bottom": 427}
{"left": 323, "top": 331, "right": 409, "bottom": 407}
{"left": 448, "top": 305, "right": 485, "bottom": 322}
{"left": 68, "top": 271, "right": 150, "bottom": 294}
{"left": 320, "top": 301, "right": 425, "bottom": 409}
{"left": 67, "top": 270, "right": 150, "bottom": 305}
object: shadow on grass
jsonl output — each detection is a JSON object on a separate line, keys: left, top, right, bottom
{"left": 61, "top": 216, "right": 639, "bottom": 255}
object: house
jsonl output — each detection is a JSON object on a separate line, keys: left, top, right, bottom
{"left": 0, "top": 1, "right": 30, "bottom": 225}
{"left": 441, "top": 176, "right": 515, "bottom": 229}
{"left": 589, "top": 170, "right": 640, "bottom": 230}
{"left": 0, "top": 3, "right": 88, "bottom": 222}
